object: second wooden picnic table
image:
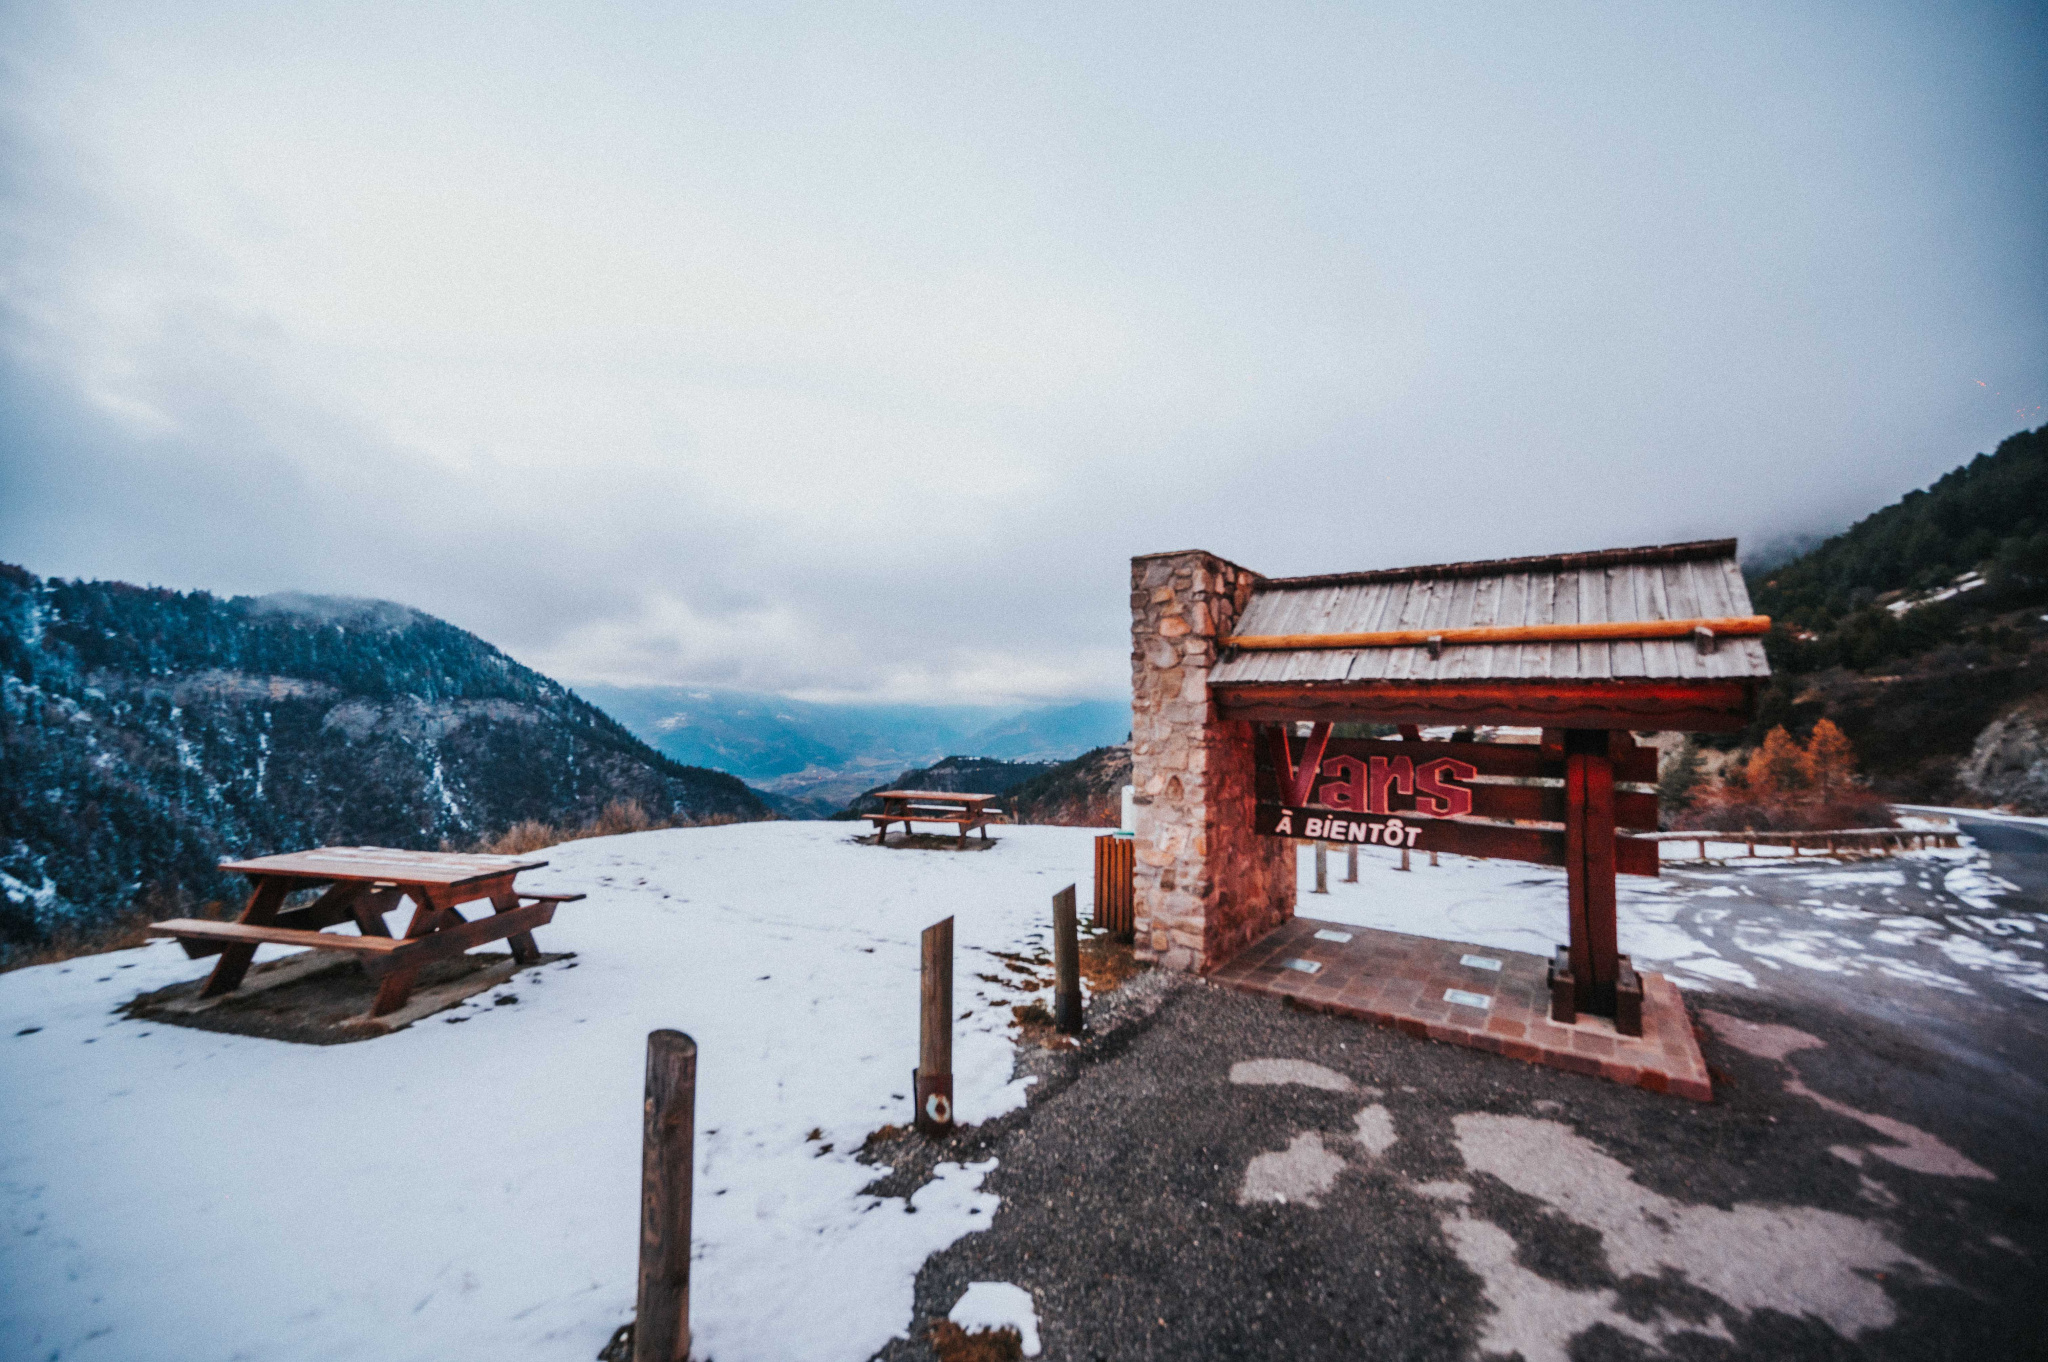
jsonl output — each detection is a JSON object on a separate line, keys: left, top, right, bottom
{"left": 865, "top": 791, "right": 1001, "bottom": 848}
{"left": 148, "top": 846, "right": 582, "bottom": 1018}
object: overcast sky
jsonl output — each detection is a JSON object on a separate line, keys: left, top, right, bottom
{"left": 1, "top": 3, "right": 2042, "bottom": 704}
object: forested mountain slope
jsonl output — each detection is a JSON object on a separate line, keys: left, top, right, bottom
{"left": 1007, "top": 745, "right": 1131, "bottom": 827}
{"left": 0, "top": 567, "right": 764, "bottom": 952}
{"left": 839, "top": 755, "right": 1061, "bottom": 817}
{"left": 1741, "top": 424, "right": 2048, "bottom": 801}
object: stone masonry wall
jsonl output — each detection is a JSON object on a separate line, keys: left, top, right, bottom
{"left": 1129, "top": 550, "right": 1295, "bottom": 971}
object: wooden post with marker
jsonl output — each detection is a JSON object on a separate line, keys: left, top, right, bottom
{"left": 1052, "top": 884, "right": 1082, "bottom": 1034}
{"left": 915, "top": 917, "right": 954, "bottom": 1135}
{"left": 635, "top": 1030, "right": 695, "bottom": 1362}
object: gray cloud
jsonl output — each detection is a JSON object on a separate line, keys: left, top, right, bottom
{"left": 2, "top": 2, "right": 2043, "bottom": 702}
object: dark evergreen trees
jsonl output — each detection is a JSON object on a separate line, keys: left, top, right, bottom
{"left": 0, "top": 568, "right": 765, "bottom": 954}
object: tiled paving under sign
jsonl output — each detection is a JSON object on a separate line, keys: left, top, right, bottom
{"left": 1209, "top": 918, "right": 1713, "bottom": 1102}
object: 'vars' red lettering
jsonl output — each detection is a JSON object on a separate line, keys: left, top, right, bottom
{"left": 1414, "top": 757, "right": 1477, "bottom": 818}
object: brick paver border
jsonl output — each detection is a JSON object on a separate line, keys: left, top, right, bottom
{"left": 1207, "top": 918, "right": 1713, "bottom": 1102}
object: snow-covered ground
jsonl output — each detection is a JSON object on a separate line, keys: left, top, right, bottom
{"left": 5, "top": 821, "right": 2041, "bottom": 1362}
{"left": 1298, "top": 838, "right": 2048, "bottom": 1003}
{"left": 0, "top": 823, "right": 1094, "bottom": 1362}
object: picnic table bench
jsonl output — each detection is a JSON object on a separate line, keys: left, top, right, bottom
{"left": 866, "top": 791, "right": 1001, "bottom": 848}
{"left": 147, "top": 847, "right": 583, "bottom": 1018}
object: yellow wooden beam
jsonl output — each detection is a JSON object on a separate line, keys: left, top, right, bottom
{"left": 1224, "top": 615, "right": 1771, "bottom": 652}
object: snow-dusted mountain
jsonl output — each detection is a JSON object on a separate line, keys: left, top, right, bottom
{"left": 0, "top": 567, "right": 764, "bottom": 953}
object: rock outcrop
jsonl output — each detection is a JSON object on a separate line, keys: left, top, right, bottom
{"left": 1960, "top": 692, "right": 2048, "bottom": 813}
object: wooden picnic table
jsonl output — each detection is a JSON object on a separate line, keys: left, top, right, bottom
{"left": 866, "top": 791, "right": 1001, "bottom": 849}
{"left": 147, "top": 846, "right": 583, "bottom": 1018}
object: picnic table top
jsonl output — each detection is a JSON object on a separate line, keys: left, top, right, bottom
{"left": 871, "top": 790, "right": 999, "bottom": 805}
{"left": 216, "top": 846, "right": 548, "bottom": 886}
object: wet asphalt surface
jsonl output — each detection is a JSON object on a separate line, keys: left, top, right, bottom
{"left": 872, "top": 823, "right": 2048, "bottom": 1362}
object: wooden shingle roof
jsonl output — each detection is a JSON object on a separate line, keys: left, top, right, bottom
{"left": 1209, "top": 539, "right": 1768, "bottom": 687}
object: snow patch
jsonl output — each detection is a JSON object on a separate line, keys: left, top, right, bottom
{"left": 1229, "top": 1058, "right": 1353, "bottom": 1091}
{"left": 1239, "top": 1131, "right": 1347, "bottom": 1207}
{"left": 947, "top": 1282, "right": 1041, "bottom": 1357}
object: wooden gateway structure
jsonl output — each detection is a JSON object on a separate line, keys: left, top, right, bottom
{"left": 1127, "top": 539, "right": 1768, "bottom": 1032}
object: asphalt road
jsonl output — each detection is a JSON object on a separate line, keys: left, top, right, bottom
{"left": 873, "top": 826, "right": 2048, "bottom": 1362}
{"left": 1940, "top": 810, "right": 2048, "bottom": 898}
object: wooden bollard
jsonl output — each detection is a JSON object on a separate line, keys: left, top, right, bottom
{"left": 915, "top": 917, "right": 954, "bottom": 1135}
{"left": 1398, "top": 844, "right": 1411, "bottom": 872}
{"left": 1313, "top": 841, "right": 1328, "bottom": 893}
{"left": 1344, "top": 844, "right": 1358, "bottom": 883}
{"left": 1052, "top": 885, "right": 1083, "bottom": 1034}
{"left": 635, "top": 1030, "right": 696, "bottom": 1362}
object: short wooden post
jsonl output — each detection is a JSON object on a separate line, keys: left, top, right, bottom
{"left": 1052, "top": 885, "right": 1082, "bottom": 1034}
{"left": 1398, "top": 844, "right": 1411, "bottom": 872}
{"left": 1345, "top": 844, "right": 1359, "bottom": 882}
{"left": 1428, "top": 850, "right": 1439, "bottom": 868}
{"left": 1313, "top": 841, "right": 1328, "bottom": 893}
{"left": 635, "top": 1030, "right": 696, "bottom": 1362}
{"left": 915, "top": 918, "right": 954, "bottom": 1135}
{"left": 1697, "top": 838, "right": 1706, "bottom": 861}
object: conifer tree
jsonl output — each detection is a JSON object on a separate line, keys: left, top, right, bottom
{"left": 1658, "top": 737, "right": 1705, "bottom": 815}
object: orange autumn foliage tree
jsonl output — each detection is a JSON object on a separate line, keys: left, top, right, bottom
{"left": 1806, "top": 719, "right": 1858, "bottom": 801}
{"left": 1677, "top": 721, "right": 1892, "bottom": 832}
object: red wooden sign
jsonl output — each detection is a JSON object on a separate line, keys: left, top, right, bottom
{"left": 1256, "top": 727, "right": 1659, "bottom": 877}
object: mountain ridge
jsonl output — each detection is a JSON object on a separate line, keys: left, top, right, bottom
{"left": 1737, "top": 424, "right": 2048, "bottom": 802}
{"left": 0, "top": 567, "right": 765, "bottom": 955}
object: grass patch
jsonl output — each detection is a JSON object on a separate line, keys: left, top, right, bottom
{"left": 929, "top": 1321, "right": 1024, "bottom": 1362}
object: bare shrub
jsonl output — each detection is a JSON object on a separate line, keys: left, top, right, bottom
{"left": 0, "top": 883, "right": 225, "bottom": 975}
{"left": 591, "top": 798, "right": 655, "bottom": 837}
{"left": 485, "top": 819, "right": 562, "bottom": 855}
{"left": 475, "top": 798, "right": 747, "bottom": 856}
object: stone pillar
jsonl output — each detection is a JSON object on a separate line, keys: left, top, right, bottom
{"left": 1129, "top": 550, "right": 1295, "bottom": 972}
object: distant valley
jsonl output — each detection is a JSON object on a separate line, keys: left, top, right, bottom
{"left": 577, "top": 685, "right": 1130, "bottom": 814}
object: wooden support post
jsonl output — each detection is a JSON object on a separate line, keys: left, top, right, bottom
{"left": 1399, "top": 844, "right": 1411, "bottom": 872}
{"left": 1547, "top": 947, "right": 1576, "bottom": 1025}
{"left": 1428, "top": 850, "right": 1438, "bottom": 868}
{"left": 1313, "top": 841, "right": 1328, "bottom": 893}
{"left": 915, "top": 917, "right": 954, "bottom": 1135}
{"left": 1562, "top": 731, "right": 1620, "bottom": 1018}
{"left": 1345, "top": 844, "right": 1359, "bottom": 883}
{"left": 200, "top": 879, "right": 288, "bottom": 997}
{"left": 1614, "top": 956, "right": 1643, "bottom": 1038}
{"left": 635, "top": 1030, "right": 695, "bottom": 1362}
{"left": 1052, "top": 885, "right": 1082, "bottom": 1035}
